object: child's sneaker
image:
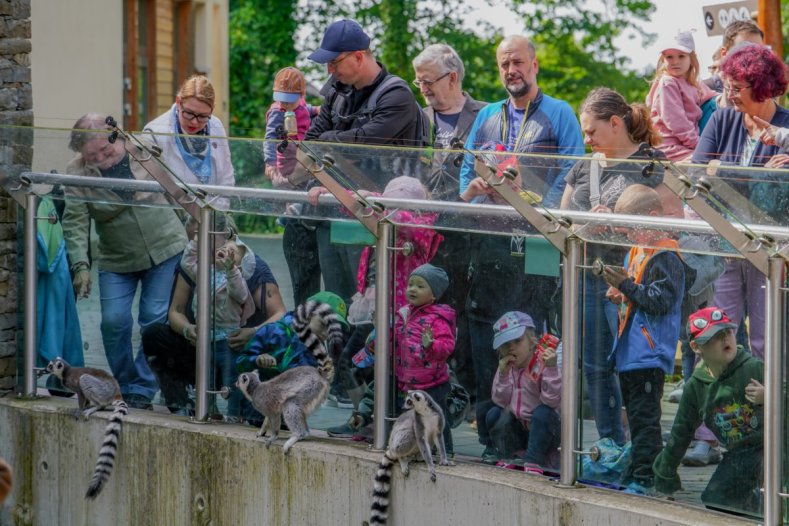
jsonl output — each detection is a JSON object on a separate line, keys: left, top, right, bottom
{"left": 667, "top": 380, "right": 684, "bottom": 403}
{"left": 523, "top": 463, "right": 544, "bottom": 475}
{"left": 682, "top": 440, "right": 722, "bottom": 467}
{"left": 622, "top": 481, "right": 656, "bottom": 497}
{"left": 481, "top": 445, "right": 500, "bottom": 465}
{"left": 327, "top": 422, "right": 357, "bottom": 438}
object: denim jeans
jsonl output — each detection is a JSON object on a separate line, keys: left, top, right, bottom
{"left": 98, "top": 254, "right": 179, "bottom": 400}
{"left": 213, "top": 339, "right": 243, "bottom": 418}
{"left": 486, "top": 404, "right": 560, "bottom": 466}
{"left": 582, "top": 275, "right": 625, "bottom": 444}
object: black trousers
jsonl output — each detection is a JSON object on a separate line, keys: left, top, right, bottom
{"left": 282, "top": 220, "right": 321, "bottom": 306}
{"left": 142, "top": 323, "right": 195, "bottom": 409}
{"left": 619, "top": 367, "right": 665, "bottom": 486}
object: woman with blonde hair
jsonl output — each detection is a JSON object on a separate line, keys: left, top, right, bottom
{"left": 143, "top": 74, "right": 235, "bottom": 187}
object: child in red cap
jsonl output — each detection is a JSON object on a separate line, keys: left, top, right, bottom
{"left": 653, "top": 306, "right": 764, "bottom": 517}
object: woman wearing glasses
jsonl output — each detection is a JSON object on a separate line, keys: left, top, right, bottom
{"left": 143, "top": 74, "right": 235, "bottom": 188}
{"left": 691, "top": 44, "right": 789, "bottom": 361}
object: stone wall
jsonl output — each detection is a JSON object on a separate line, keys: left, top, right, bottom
{"left": 0, "top": 0, "right": 32, "bottom": 393}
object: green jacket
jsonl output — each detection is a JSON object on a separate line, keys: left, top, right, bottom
{"left": 653, "top": 347, "right": 764, "bottom": 493}
{"left": 62, "top": 149, "right": 187, "bottom": 273}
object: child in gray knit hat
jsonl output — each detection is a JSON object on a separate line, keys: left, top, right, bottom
{"left": 395, "top": 262, "right": 457, "bottom": 454}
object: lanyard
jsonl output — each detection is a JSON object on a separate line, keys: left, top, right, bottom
{"left": 500, "top": 100, "right": 531, "bottom": 152}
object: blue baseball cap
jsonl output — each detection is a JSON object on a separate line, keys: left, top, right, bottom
{"left": 308, "top": 19, "right": 371, "bottom": 64}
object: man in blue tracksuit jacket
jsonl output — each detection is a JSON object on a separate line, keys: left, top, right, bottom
{"left": 456, "top": 35, "right": 583, "bottom": 461}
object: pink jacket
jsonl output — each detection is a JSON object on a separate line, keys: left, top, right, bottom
{"left": 356, "top": 210, "right": 443, "bottom": 310}
{"left": 646, "top": 75, "right": 716, "bottom": 162}
{"left": 394, "top": 303, "right": 456, "bottom": 392}
{"left": 491, "top": 363, "right": 561, "bottom": 424}
{"left": 266, "top": 99, "right": 314, "bottom": 175}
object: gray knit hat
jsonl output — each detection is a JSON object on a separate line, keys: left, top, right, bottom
{"left": 410, "top": 263, "right": 449, "bottom": 300}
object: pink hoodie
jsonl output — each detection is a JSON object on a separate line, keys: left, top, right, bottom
{"left": 646, "top": 75, "right": 716, "bottom": 162}
{"left": 491, "top": 362, "right": 561, "bottom": 424}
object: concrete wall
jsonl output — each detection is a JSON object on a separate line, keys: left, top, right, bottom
{"left": 0, "top": 397, "right": 754, "bottom": 526}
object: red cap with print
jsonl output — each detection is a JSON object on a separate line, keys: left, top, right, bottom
{"left": 688, "top": 306, "right": 738, "bottom": 345}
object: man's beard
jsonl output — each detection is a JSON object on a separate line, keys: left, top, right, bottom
{"left": 506, "top": 78, "right": 531, "bottom": 98}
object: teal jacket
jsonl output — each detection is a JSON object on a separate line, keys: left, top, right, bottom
{"left": 653, "top": 348, "right": 764, "bottom": 493}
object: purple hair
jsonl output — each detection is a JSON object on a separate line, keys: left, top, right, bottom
{"left": 721, "top": 45, "right": 788, "bottom": 102}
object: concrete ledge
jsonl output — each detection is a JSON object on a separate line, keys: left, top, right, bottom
{"left": 0, "top": 396, "right": 754, "bottom": 526}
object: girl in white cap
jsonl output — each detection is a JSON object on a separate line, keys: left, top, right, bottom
{"left": 646, "top": 30, "right": 716, "bottom": 162}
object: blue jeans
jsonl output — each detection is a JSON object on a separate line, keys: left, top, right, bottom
{"left": 98, "top": 254, "right": 179, "bottom": 400}
{"left": 213, "top": 340, "right": 243, "bottom": 418}
{"left": 485, "top": 404, "right": 560, "bottom": 466}
{"left": 582, "top": 275, "right": 625, "bottom": 445}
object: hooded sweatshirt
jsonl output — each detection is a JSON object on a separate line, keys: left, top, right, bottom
{"left": 653, "top": 347, "right": 764, "bottom": 486}
{"left": 394, "top": 303, "right": 456, "bottom": 391}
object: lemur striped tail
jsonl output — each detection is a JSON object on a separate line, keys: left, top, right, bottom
{"left": 292, "top": 300, "right": 342, "bottom": 382}
{"left": 369, "top": 452, "right": 396, "bottom": 525}
{"left": 85, "top": 399, "right": 127, "bottom": 499}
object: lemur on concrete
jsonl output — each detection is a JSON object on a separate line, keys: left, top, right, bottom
{"left": 237, "top": 300, "right": 340, "bottom": 454}
{"left": 367, "top": 390, "right": 452, "bottom": 526}
{"left": 46, "top": 358, "right": 128, "bottom": 499}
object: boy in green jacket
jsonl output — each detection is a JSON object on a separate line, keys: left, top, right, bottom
{"left": 653, "top": 306, "right": 764, "bottom": 517}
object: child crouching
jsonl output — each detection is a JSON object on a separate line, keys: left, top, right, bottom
{"left": 482, "top": 311, "right": 561, "bottom": 473}
{"left": 654, "top": 306, "right": 764, "bottom": 517}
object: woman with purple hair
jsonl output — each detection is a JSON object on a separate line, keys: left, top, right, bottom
{"left": 691, "top": 44, "right": 789, "bottom": 360}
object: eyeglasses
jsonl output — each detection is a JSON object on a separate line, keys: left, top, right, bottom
{"left": 723, "top": 83, "right": 752, "bottom": 95}
{"left": 691, "top": 309, "right": 724, "bottom": 330}
{"left": 412, "top": 71, "right": 451, "bottom": 88}
{"left": 179, "top": 103, "right": 212, "bottom": 124}
{"left": 328, "top": 52, "right": 354, "bottom": 69}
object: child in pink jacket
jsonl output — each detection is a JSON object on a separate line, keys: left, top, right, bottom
{"left": 646, "top": 31, "right": 716, "bottom": 162}
{"left": 485, "top": 311, "right": 561, "bottom": 473}
{"left": 394, "top": 263, "right": 456, "bottom": 454}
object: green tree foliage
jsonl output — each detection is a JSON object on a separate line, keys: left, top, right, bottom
{"left": 509, "top": 0, "right": 656, "bottom": 108}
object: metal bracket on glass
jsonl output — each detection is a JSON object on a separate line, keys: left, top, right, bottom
{"left": 654, "top": 150, "right": 770, "bottom": 275}
{"left": 206, "top": 386, "right": 231, "bottom": 400}
{"left": 388, "top": 241, "right": 414, "bottom": 256}
{"left": 33, "top": 212, "right": 58, "bottom": 224}
{"left": 104, "top": 116, "right": 205, "bottom": 223}
{"left": 295, "top": 145, "right": 379, "bottom": 236}
{"left": 452, "top": 139, "right": 572, "bottom": 255}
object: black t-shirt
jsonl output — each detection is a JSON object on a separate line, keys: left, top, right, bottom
{"left": 434, "top": 111, "right": 461, "bottom": 149}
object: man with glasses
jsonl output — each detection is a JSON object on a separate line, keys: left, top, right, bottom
{"left": 304, "top": 19, "right": 426, "bottom": 408}
{"left": 411, "top": 44, "right": 486, "bottom": 404}
{"left": 306, "top": 19, "right": 423, "bottom": 149}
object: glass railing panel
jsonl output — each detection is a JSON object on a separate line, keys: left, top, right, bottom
{"left": 577, "top": 237, "right": 766, "bottom": 520}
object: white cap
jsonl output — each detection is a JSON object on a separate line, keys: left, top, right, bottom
{"left": 661, "top": 30, "right": 695, "bottom": 54}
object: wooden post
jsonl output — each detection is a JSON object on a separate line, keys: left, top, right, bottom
{"left": 758, "top": 0, "right": 784, "bottom": 59}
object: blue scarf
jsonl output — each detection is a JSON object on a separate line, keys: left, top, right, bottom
{"left": 173, "top": 106, "right": 213, "bottom": 184}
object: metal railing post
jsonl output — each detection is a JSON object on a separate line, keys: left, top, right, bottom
{"left": 372, "top": 221, "right": 393, "bottom": 450}
{"left": 193, "top": 207, "right": 213, "bottom": 421}
{"left": 763, "top": 256, "right": 786, "bottom": 525}
{"left": 559, "top": 236, "right": 581, "bottom": 487}
{"left": 23, "top": 194, "right": 38, "bottom": 397}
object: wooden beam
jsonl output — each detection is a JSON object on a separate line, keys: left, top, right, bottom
{"left": 757, "top": 0, "right": 784, "bottom": 59}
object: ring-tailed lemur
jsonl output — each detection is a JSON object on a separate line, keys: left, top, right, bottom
{"left": 237, "top": 300, "right": 340, "bottom": 453}
{"left": 367, "top": 390, "right": 452, "bottom": 526}
{"left": 46, "top": 358, "right": 128, "bottom": 499}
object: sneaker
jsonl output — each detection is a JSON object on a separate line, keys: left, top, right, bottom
{"left": 682, "top": 440, "right": 722, "bottom": 467}
{"left": 667, "top": 380, "right": 684, "bottom": 403}
{"left": 523, "top": 463, "right": 544, "bottom": 475}
{"left": 481, "top": 445, "right": 500, "bottom": 465}
{"left": 327, "top": 423, "right": 357, "bottom": 438}
{"left": 623, "top": 481, "right": 656, "bottom": 496}
{"left": 125, "top": 394, "right": 153, "bottom": 410}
